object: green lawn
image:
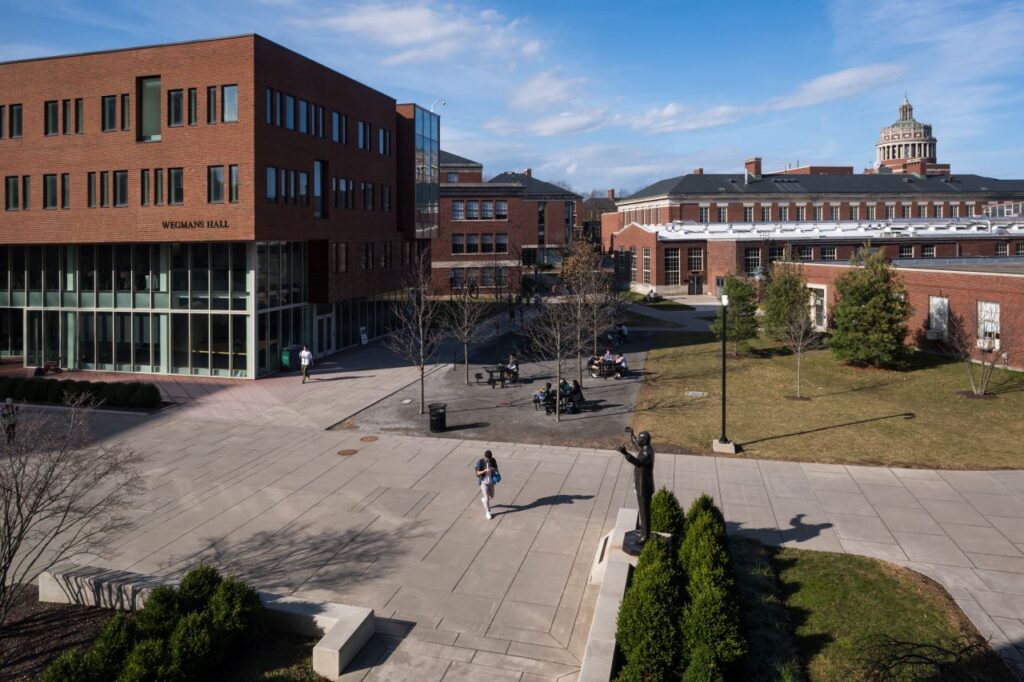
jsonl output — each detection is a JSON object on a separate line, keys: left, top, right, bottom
{"left": 633, "top": 334, "right": 1024, "bottom": 468}
{"left": 622, "top": 290, "right": 695, "bottom": 311}
{"left": 771, "top": 547, "right": 1012, "bottom": 681}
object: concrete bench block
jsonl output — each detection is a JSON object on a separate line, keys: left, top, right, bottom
{"left": 38, "top": 563, "right": 166, "bottom": 611}
{"left": 311, "top": 605, "right": 376, "bottom": 678}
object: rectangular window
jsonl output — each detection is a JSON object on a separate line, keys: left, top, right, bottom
{"left": 114, "top": 170, "right": 128, "bottom": 207}
{"left": 288, "top": 170, "right": 296, "bottom": 204}
{"left": 87, "top": 172, "right": 95, "bottom": 208}
{"left": 849, "top": 205, "right": 860, "bottom": 220}
{"left": 918, "top": 204, "right": 927, "bottom": 218}
{"left": 168, "top": 168, "right": 183, "bottom": 205}
{"left": 1017, "top": 243, "right": 1024, "bottom": 256}
{"left": 331, "top": 111, "right": 340, "bottom": 142}
{"left": 760, "top": 206, "right": 771, "bottom": 222}
{"left": 814, "top": 206, "right": 823, "bottom": 221}
{"left": 100, "top": 171, "right": 109, "bottom": 207}
{"left": 74, "top": 98, "right": 83, "bottom": 134}
{"left": 274, "top": 91, "right": 281, "bottom": 126}
{"left": 60, "top": 173, "right": 69, "bottom": 208}
{"left": 466, "top": 201, "right": 479, "bottom": 220}
{"left": 481, "top": 234, "right": 494, "bottom": 253}
{"left": 5, "top": 176, "right": 18, "bottom": 211}
{"left": 496, "top": 233, "right": 508, "bottom": 253}
{"left": 313, "top": 160, "right": 325, "bottom": 218}
{"left": 496, "top": 200, "right": 508, "bottom": 219}
{"left": 379, "top": 128, "right": 385, "bottom": 154}
{"left": 45, "top": 100, "right": 58, "bottom": 135}
{"left": 340, "top": 114, "right": 348, "bottom": 143}
{"left": 928, "top": 296, "right": 948, "bottom": 337}
{"left": 452, "top": 234, "right": 465, "bottom": 254}
{"left": 168, "top": 90, "right": 183, "bottom": 126}
{"left": 139, "top": 77, "right": 161, "bottom": 141}
{"left": 279, "top": 168, "right": 287, "bottom": 203}
{"left": 717, "top": 206, "right": 728, "bottom": 222}
{"left": 798, "top": 246, "right": 813, "bottom": 261}
{"left": 867, "top": 206, "right": 876, "bottom": 220}
{"left": 222, "top": 85, "right": 238, "bottom": 122}
{"left": 687, "top": 248, "right": 704, "bottom": 271}
{"left": 208, "top": 166, "right": 224, "bottom": 203}
{"left": 642, "top": 247, "right": 651, "bottom": 284}
{"left": 466, "top": 234, "right": 479, "bottom": 254}
{"left": 901, "top": 205, "right": 910, "bottom": 218}
{"left": 664, "top": 248, "right": 681, "bottom": 286}
{"left": 346, "top": 179, "right": 353, "bottom": 208}
{"left": 298, "top": 99, "right": 307, "bottom": 133}
{"left": 951, "top": 205, "right": 960, "bottom": 218}
{"left": 768, "top": 246, "right": 785, "bottom": 263}
{"left": 779, "top": 206, "right": 789, "bottom": 221}
{"left": 886, "top": 205, "right": 895, "bottom": 219}
{"left": 204, "top": 86, "right": 216, "bottom": 124}
{"left": 266, "top": 166, "right": 277, "bottom": 203}
{"left": 1, "top": 105, "right": 6, "bottom": 139}
{"left": 21, "top": 176, "right": 29, "bottom": 210}
{"left": 9, "top": 104, "right": 22, "bottom": 138}
{"left": 743, "top": 206, "right": 753, "bottom": 222}
{"left": 922, "top": 245, "right": 936, "bottom": 258}
{"left": 830, "top": 206, "right": 840, "bottom": 221}
{"left": 796, "top": 206, "right": 806, "bottom": 221}
{"left": 298, "top": 171, "right": 309, "bottom": 206}
{"left": 154, "top": 168, "right": 164, "bottom": 205}
{"left": 188, "top": 88, "right": 197, "bottom": 125}
{"left": 229, "top": 165, "right": 239, "bottom": 203}
{"left": 978, "top": 301, "right": 1000, "bottom": 348}
{"left": 744, "top": 247, "right": 761, "bottom": 275}
{"left": 266, "top": 88, "right": 273, "bottom": 124}
{"left": 102, "top": 95, "right": 117, "bottom": 131}
{"left": 382, "top": 185, "right": 391, "bottom": 212}
{"left": 120, "top": 93, "right": 130, "bottom": 130}
{"left": 899, "top": 245, "right": 914, "bottom": 259}
{"left": 141, "top": 169, "right": 150, "bottom": 206}
{"left": 336, "top": 242, "right": 347, "bottom": 272}
{"left": 996, "top": 243, "right": 1009, "bottom": 257}
{"left": 451, "top": 200, "right": 465, "bottom": 220}
{"left": 284, "top": 95, "right": 294, "bottom": 129}
{"left": 821, "top": 246, "right": 837, "bottom": 261}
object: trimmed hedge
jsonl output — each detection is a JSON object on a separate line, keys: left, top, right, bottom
{"left": 650, "top": 487, "right": 686, "bottom": 540}
{"left": 44, "top": 564, "right": 263, "bottom": 681}
{"left": 0, "top": 376, "right": 161, "bottom": 409}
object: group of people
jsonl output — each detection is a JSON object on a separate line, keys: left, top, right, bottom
{"left": 533, "top": 378, "right": 585, "bottom": 415}
{"left": 590, "top": 348, "right": 629, "bottom": 379}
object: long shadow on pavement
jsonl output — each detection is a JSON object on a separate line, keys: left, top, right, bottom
{"left": 492, "top": 494, "right": 594, "bottom": 515}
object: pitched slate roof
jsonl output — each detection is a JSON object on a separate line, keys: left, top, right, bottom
{"left": 439, "top": 150, "right": 482, "bottom": 167}
{"left": 583, "top": 197, "right": 617, "bottom": 215}
{"left": 488, "top": 172, "right": 581, "bottom": 199}
{"left": 624, "top": 173, "right": 1024, "bottom": 202}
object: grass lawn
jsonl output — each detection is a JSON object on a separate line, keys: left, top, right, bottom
{"left": 632, "top": 334, "right": 1024, "bottom": 468}
{"left": 622, "top": 290, "right": 694, "bottom": 311}
{"left": 771, "top": 547, "right": 1012, "bottom": 681}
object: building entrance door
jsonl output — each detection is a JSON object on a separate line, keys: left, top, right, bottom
{"left": 687, "top": 275, "right": 703, "bottom": 295}
{"left": 315, "top": 314, "right": 335, "bottom": 358}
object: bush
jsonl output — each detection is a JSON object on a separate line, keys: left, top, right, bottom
{"left": 649, "top": 488, "right": 686, "bottom": 540}
{"left": 82, "top": 612, "right": 136, "bottom": 681}
{"left": 135, "top": 585, "right": 181, "bottom": 641}
{"left": 207, "top": 576, "right": 263, "bottom": 646}
{"left": 0, "top": 376, "right": 160, "bottom": 408}
{"left": 170, "top": 611, "right": 215, "bottom": 679}
{"left": 679, "top": 511, "right": 729, "bottom": 576}
{"left": 682, "top": 556, "right": 745, "bottom": 667}
{"left": 0, "top": 376, "right": 11, "bottom": 398}
{"left": 41, "top": 649, "right": 84, "bottom": 682}
{"left": 44, "top": 378, "right": 65, "bottom": 403}
{"left": 117, "top": 639, "right": 168, "bottom": 682}
{"left": 683, "top": 644, "right": 726, "bottom": 682}
{"left": 686, "top": 494, "right": 725, "bottom": 533}
{"left": 616, "top": 535, "right": 684, "bottom": 679}
{"left": 179, "top": 564, "right": 223, "bottom": 615}
{"left": 134, "top": 383, "right": 162, "bottom": 408}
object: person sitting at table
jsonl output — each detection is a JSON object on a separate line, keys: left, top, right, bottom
{"left": 614, "top": 353, "right": 629, "bottom": 379}
{"left": 568, "top": 380, "right": 585, "bottom": 413}
{"left": 602, "top": 348, "right": 614, "bottom": 363}
{"left": 534, "top": 383, "right": 555, "bottom": 413}
{"left": 559, "top": 378, "right": 572, "bottom": 396}
{"left": 505, "top": 354, "right": 519, "bottom": 383}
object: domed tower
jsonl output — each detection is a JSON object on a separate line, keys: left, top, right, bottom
{"left": 874, "top": 96, "right": 938, "bottom": 171}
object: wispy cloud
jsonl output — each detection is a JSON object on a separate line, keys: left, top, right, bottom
{"left": 509, "top": 69, "right": 585, "bottom": 110}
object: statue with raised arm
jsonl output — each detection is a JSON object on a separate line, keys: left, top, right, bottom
{"left": 617, "top": 427, "right": 655, "bottom": 546}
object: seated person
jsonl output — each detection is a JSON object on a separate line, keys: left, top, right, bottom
{"left": 645, "top": 289, "right": 660, "bottom": 302}
{"left": 559, "top": 379, "right": 572, "bottom": 396}
{"left": 617, "top": 324, "right": 629, "bottom": 342}
{"left": 602, "top": 348, "right": 614, "bottom": 363}
{"left": 568, "top": 380, "right": 585, "bottom": 413}
{"left": 504, "top": 355, "right": 519, "bottom": 382}
{"left": 613, "top": 353, "right": 629, "bottom": 378}
{"left": 533, "top": 382, "right": 551, "bottom": 406}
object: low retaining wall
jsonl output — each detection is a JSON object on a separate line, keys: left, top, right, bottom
{"left": 39, "top": 563, "right": 374, "bottom": 679}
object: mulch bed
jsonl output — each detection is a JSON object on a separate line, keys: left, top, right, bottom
{"left": 0, "top": 584, "right": 112, "bottom": 680}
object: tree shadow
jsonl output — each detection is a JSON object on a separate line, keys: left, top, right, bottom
{"left": 741, "top": 413, "right": 915, "bottom": 447}
{"left": 770, "top": 547, "right": 835, "bottom": 668}
{"left": 445, "top": 421, "right": 490, "bottom": 431}
{"left": 814, "top": 380, "right": 890, "bottom": 399}
{"left": 493, "top": 494, "right": 594, "bottom": 514}
{"left": 746, "top": 346, "right": 794, "bottom": 359}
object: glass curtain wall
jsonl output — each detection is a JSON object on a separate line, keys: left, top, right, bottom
{"left": 414, "top": 106, "right": 441, "bottom": 234}
{"left": 255, "top": 241, "right": 307, "bottom": 376}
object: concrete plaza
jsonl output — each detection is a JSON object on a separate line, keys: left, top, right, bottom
{"left": 70, "top": 342, "right": 1024, "bottom": 679}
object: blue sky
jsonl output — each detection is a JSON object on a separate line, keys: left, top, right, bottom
{"left": 3, "top": 0, "right": 1023, "bottom": 194}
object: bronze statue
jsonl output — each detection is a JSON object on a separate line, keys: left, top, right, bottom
{"left": 617, "top": 427, "right": 654, "bottom": 543}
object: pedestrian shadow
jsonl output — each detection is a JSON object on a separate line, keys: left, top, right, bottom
{"left": 493, "top": 494, "right": 594, "bottom": 514}
{"left": 727, "top": 514, "right": 833, "bottom": 546}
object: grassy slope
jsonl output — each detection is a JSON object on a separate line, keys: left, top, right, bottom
{"left": 632, "top": 334, "right": 1024, "bottom": 468}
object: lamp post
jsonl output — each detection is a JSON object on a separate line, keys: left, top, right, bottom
{"left": 713, "top": 294, "right": 738, "bottom": 454}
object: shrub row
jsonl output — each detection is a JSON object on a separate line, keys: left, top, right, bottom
{"left": 0, "top": 376, "right": 161, "bottom": 409}
{"left": 43, "top": 564, "right": 263, "bottom": 682}
{"left": 615, "top": 490, "right": 747, "bottom": 681}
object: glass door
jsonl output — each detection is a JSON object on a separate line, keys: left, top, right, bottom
{"left": 315, "top": 314, "right": 334, "bottom": 358}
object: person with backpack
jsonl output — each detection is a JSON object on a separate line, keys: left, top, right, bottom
{"left": 475, "top": 450, "right": 500, "bottom": 519}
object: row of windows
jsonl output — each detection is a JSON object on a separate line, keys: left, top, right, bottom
{"left": 265, "top": 166, "right": 311, "bottom": 207}
{"left": 451, "top": 200, "right": 509, "bottom": 220}
{"left": 629, "top": 203, "right": 971, "bottom": 225}
{"left": 0, "top": 104, "right": 24, "bottom": 139}
{"left": 166, "top": 85, "right": 238, "bottom": 128}
{"left": 331, "top": 241, "right": 413, "bottom": 274}
{"left": 43, "top": 99, "right": 86, "bottom": 136}
{"left": 450, "top": 233, "right": 510, "bottom": 254}
{"left": 450, "top": 267, "right": 509, "bottom": 288}
{"left": 265, "top": 165, "right": 392, "bottom": 214}
{"left": 263, "top": 87, "right": 391, "bottom": 155}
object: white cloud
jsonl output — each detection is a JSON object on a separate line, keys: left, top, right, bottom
{"left": 509, "top": 69, "right": 585, "bottom": 110}
{"left": 527, "top": 109, "right": 607, "bottom": 136}
{"left": 630, "top": 103, "right": 744, "bottom": 134}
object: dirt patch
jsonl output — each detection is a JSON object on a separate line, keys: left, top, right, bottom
{"left": 0, "top": 584, "right": 112, "bottom": 681}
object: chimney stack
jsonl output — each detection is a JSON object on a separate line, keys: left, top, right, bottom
{"left": 744, "top": 157, "right": 762, "bottom": 179}
{"left": 524, "top": 168, "right": 532, "bottom": 177}
{"left": 607, "top": 189, "right": 615, "bottom": 200}
{"left": 693, "top": 167, "right": 704, "bottom": 176}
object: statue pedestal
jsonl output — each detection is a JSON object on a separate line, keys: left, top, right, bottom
{"left": 622, "top": 530, "right": 646, "bottom": 556}
{"left": 589, "top": 509, "right": 639, "bottom": 585}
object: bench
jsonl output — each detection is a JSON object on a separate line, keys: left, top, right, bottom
{"left": 484, "top": 367, "right": 506, "bottom": 388}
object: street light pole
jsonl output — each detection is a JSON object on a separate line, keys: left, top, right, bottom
{"left": 713, "top": 295, "right": 738, "bottom": 454}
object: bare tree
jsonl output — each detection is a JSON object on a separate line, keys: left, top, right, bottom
{"left": 939, "top": 304, "right": 1008, "bottom": 396}
{"left": 522, "top": 300, "right": 582, "bottom": 422}
{"left": 385, "top": 252, "right": 444, "bottom": 414}
{"left": 777, "top": 308, "right": 823, "bottom": 400}
{"left": 443, "top": 273, "right": 492, "bottom": 385}
{"left": 561, "top": 240, "right": 618, "bottom": 384}
{"left": 854, "top": 633, "right": 996, "bottom": 681}
{"left": 763, "top": 257, "right": 823, "bottom": 399}
{"left": 0, "top": 397, "right": 142, "bottom": 626}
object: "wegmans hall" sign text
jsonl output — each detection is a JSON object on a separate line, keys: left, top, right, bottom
{"left": 161, "top": 220, "right": 230, "bottom": 229}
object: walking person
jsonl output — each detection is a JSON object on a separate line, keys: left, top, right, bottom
{"left": 299, "top": 344, "right": 313, "bottom": 383}
{"left": 475, "top": 450, "right": 500, "bottom": 519}
{"left": 2, "top": 398, "right": 18, "bottom": 445}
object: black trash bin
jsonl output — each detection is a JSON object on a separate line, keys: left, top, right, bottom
{"left": 428, "top": 402, "right": 447, "bottom": 433}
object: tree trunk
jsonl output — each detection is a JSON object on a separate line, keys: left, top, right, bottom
{"left": 419, "top": 364, "right": 425, "bottom": 414}
{"left": 795, "top": 352, "right": 802, "bottom": 399}
{"left": 555, "top": 367, "right": 562, "bottom": 422}
{"left": 464, "top": 341, "right": 470, "bottom": 385}
{"left": 964, "top": 359, "right": 979, "bottom": 395}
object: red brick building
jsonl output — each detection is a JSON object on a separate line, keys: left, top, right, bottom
{"left": 433, "top": 151, "right": 581, "bottom": 294}
{"left": 0, "top": 34, "right": 440, "bottom": 377}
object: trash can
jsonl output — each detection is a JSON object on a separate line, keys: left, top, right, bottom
{"left": 281, "top": 345, "right": 301, "bottom": 371}
{"left": 428, "top": 402, "right": 447, "bottom": 433}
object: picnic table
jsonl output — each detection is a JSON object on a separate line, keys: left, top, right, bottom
{"left": 485, "top": 366, "right": 507, "bottom": 388}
